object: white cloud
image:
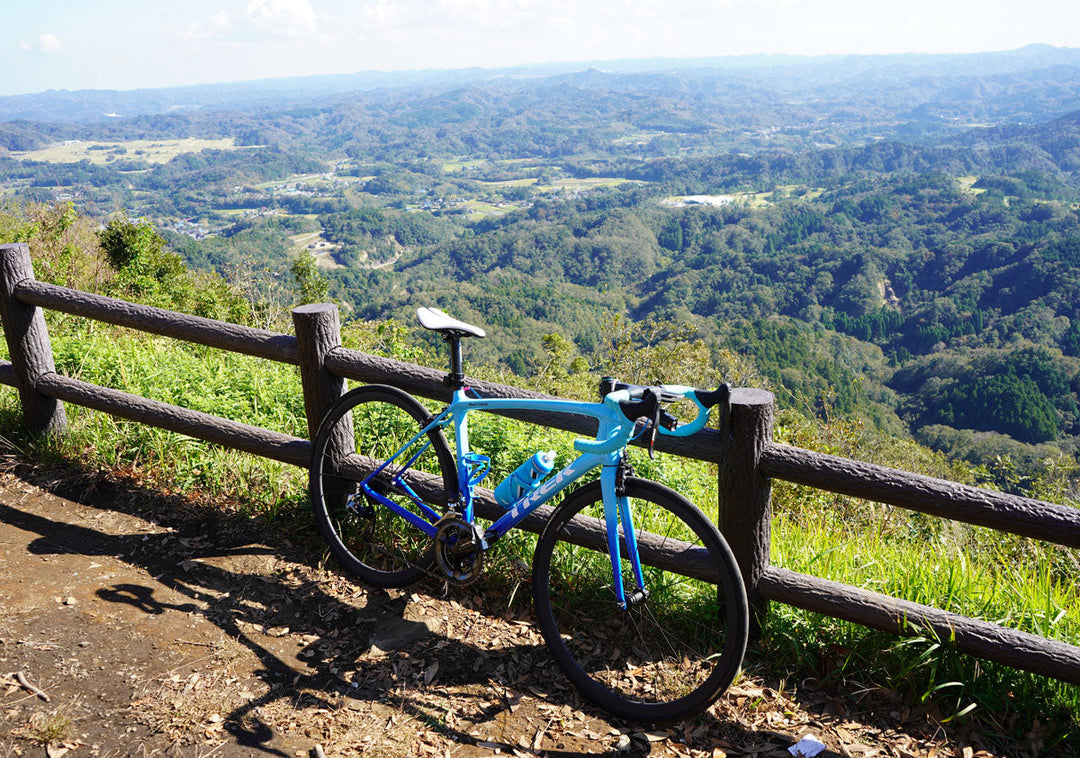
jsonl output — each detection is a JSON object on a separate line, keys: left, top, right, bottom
{"left": 179, "top": 1, "right": 323, "bottom": 43}
{"left": 20, "top": 33, "right": 62, "bottom": 53}
{"left": 39, "top": 33, "right": 62, "bottom": 52}
{"left": 181, "top": 11, "right": 233, "bottom": 40}
{"left": 343, "top": 0, "right": 745, "bottom": 65}
{"left": 247, "top": 0, "right": 319, "bottom": 37}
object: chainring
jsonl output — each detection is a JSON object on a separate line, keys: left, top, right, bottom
{"left": 433, "top": 514, "right": 485, "bottom": 586}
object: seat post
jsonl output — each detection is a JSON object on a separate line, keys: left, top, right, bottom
{"left": 445, "top": 333, "right": 466, "bottom": 390}
{"left": 416, "top": 308, "right": 483, "bottom": 391}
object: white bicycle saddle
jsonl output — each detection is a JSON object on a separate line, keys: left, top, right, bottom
{"left": 416, "top": 307, "right": 487, "bottom": 338}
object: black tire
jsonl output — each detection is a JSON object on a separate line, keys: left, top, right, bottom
{"left": 532, "top": 478, "right": 748, "bottom": 722}
{"left": 310, "top": 385, "right": 458, "bottom": 588}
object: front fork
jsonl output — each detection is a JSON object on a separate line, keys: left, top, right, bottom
{"left": 601, "top": 457, "right": 648, "bottom": 609}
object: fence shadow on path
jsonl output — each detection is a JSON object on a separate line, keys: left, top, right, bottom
{"left": 0, "top": 461, "right": 885, "bottom": 758}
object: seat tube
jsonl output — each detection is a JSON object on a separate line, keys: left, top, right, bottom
{"left": 451, "top": 394, "right": 473, "bottom": 520}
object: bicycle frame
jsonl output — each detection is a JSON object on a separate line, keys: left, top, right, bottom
{"left": 359, "top": 388, "right": 647, "bottom": 607}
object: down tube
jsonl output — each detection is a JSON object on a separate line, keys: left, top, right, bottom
{"left": 485, "top": 453, "right": 607, "bottom": 540}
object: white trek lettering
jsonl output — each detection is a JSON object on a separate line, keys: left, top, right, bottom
{"left": 509, "top": 467, "right": 570, "bottom": 519}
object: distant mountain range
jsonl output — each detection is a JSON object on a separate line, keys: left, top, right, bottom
{"left": 3, "top": 44, "right": 1080, "bottom": 126}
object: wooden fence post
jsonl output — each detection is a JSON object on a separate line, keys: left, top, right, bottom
{"left": 716, "top": 388, "right": 775, "bottom": 637}
{"left": 0, "top": 243, "right": 67, "bottom": 437}
{"left": 292, "top": 303, "right": 351, "bottom": 461}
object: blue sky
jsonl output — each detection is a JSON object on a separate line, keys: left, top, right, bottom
{"left": 5, "top": 0, "right": 1080, "bottom": 97}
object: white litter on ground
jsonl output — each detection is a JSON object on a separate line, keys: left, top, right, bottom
{"left": 788, "top": 734, "right": 827, "bottom": 757}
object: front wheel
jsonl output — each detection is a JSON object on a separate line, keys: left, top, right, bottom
{"left": 309, "top": 385, "right": 458, "bottom": 588}
{"left": 532, "top": 478, "right": 748, "bottom": 722}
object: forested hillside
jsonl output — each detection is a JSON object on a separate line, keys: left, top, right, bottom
{"left": 4, "top": 46, "right": 1080, "bottom": 489}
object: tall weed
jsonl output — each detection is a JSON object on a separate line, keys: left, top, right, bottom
{"left": 766, "top": 409, "right": 1080, "bottom": 744}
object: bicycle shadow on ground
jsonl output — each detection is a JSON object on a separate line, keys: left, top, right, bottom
{"left": 0, "top": 460, "right": 947, "bottom": 757}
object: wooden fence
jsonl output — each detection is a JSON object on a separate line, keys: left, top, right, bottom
{"left": 2, "top": 241, "right": 1079, "bottom": 686}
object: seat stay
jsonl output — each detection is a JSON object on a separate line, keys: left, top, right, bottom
{"left": 358, "top": 407, "right": 454, "bottom": 532}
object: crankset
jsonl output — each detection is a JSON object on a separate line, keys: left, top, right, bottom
{"left": 433, "top": 514, "right": 486, "bottom": 586}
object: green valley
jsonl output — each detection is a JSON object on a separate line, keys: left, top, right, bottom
{"left": 5, "top": 49, "right": 1080, "bottom": 489}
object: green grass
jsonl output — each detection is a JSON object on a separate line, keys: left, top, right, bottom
{"left": 958, "top": 175, "right": 988, "bottom": 196}
{"left": 442, "top": 159, "right": 490, "bottom": 172}
{"left": 764, "top": 482, "right": 1080, "bottom": 747}
{"left": 460, "top": 199, "right": 527, "bottom": 220}
{"left": 8, "top": 314, "right": 311, "bottom": 517}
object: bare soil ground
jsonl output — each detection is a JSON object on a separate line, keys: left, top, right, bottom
{"left": 0, "top": 456, "right": 1041, "bottom": 757}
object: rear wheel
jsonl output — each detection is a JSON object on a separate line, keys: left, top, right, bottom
{"left": 532, "top": 478, "right": 748, "bottom": 721}
{"left": 310, "top": 385, "right": 457, "bottom": 588}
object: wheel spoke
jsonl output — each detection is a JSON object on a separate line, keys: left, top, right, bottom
{"left": 533, "top": 477, "right": 748, "bottom": 721}
{"left": 310, "top": 386, "right": 457, "bottom": 588}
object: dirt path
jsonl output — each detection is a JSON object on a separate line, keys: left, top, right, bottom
{"left": 0, "top": 459, "right": 1021, "bottom": 757}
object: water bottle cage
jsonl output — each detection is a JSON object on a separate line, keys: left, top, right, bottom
{"left": 462, "top": 453, "right": 491, "bottom": 487}
{"left": 493, "top": 450, "right": 556, "bottom": 507}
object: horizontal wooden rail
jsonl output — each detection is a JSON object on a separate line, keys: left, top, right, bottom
{"left": 15, "top": 279, "right": 300, "bottom": 365}
{"left": 760, "top": 443, "right": 1080, "bottom": 549}
{"left": 36, "top": 372, "right": 311, "bottom": 468}
{"left": 759, "top": 566, "right": 1080, "bottom": 684}
{"left": 0, "top": 359, "right": 14, "bottom": 387}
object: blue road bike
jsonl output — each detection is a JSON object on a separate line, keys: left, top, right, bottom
{"left": 309, "top": 307, "right": 748, "bottom": 721}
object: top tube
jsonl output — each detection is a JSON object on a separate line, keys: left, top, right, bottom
{"left": 449, "top": 390, "right": 633, "bottom": 453}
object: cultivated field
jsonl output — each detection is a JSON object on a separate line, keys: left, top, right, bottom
{"left": 12, "top": 137, "right": 243, "bottom": 165}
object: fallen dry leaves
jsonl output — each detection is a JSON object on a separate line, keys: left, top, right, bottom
{"left": 0, "top": 465, "right": 1060, "bottom": 758}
